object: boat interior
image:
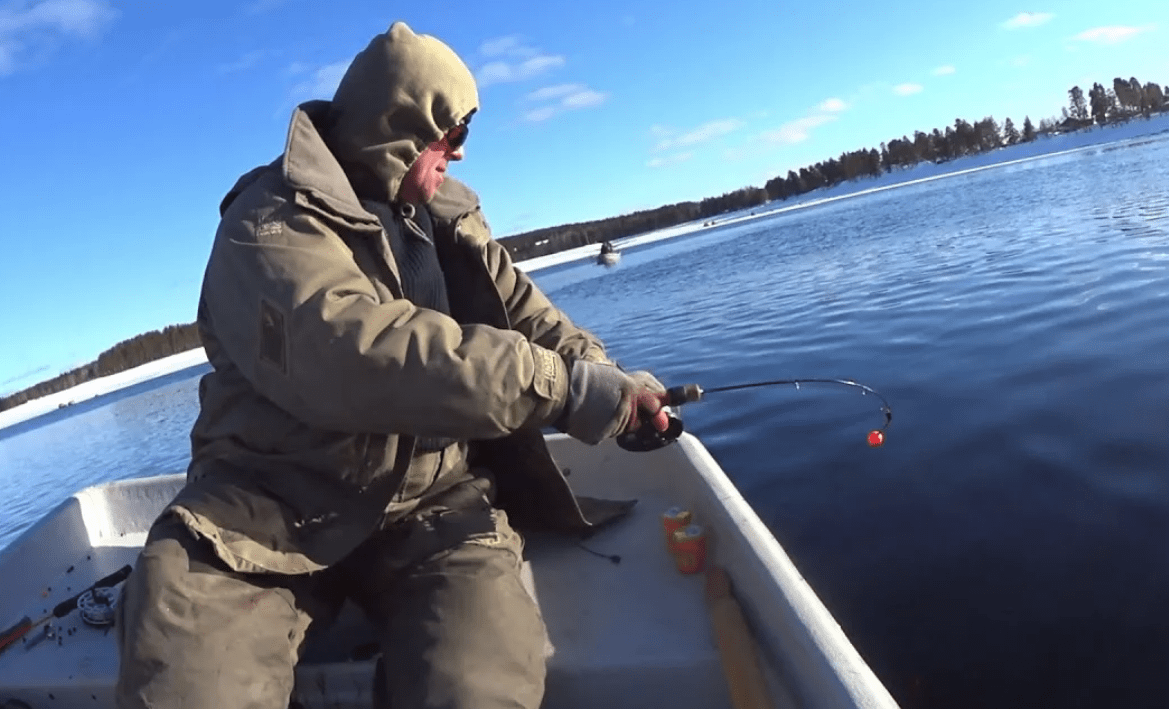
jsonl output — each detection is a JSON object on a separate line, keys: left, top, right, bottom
{"left": 0, "top": 435, "right": 891, "bottom": 708}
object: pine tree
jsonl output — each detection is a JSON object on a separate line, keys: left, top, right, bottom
{"left": 1146, "top": 83, "right": 1165, "bottom": 110}
{"left": 1088, "top": 83, "right": 1109, "bottom": 125}
{"left": 1106, "top": 88, "right": 1121, "bottom": 117}
{"left": 1114, "top": 78, "right": 1138, "bottom": 114}
{"left": 1022, "top": 116, "right": 1036, "bottom": 142}
{"left": 1129, "top": 77, "right": 1147, "bottom": 113}
{"left": 976, "top": 116, "right": 1002, "bottom": 150}
{"left": 1068, "top": 86, "right": 1088, "bottom": 121}
{"left": 1003, "top": 117, "right": 1020, "bottom": 144}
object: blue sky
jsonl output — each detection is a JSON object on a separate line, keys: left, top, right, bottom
{"left": 1, "top": 0, "right": 1167, "bottom": 394}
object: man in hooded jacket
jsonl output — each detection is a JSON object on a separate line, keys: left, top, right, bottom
{"left": 114, "top": 21, "right": 669, "bottom": 709}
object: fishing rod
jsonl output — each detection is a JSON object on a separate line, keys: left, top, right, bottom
{"left": 616, "top": 378, "right": 893, "bottom": 452}
{"left": 0, "top": 564, "right": 132, "bottom": 656}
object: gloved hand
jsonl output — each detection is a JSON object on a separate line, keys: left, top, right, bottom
{"left": 561, "top": 362, "right": 670, "bottom": 445}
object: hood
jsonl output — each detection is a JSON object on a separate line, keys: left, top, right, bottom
{"left": 325, "top": 22, "right": 479, "bottom": 203}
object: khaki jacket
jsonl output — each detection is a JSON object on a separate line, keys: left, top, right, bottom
{"left": 167, "top": 101, "right": 632, "bottom": 574}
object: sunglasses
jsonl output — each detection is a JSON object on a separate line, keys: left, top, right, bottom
{"left": 444, "top": 122, "right": 469, "bottom": 151}
{"left": 443, "top": 108, "right": 476, "bottom": 151}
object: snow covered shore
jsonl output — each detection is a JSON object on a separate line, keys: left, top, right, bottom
{"left": 522, "top": 113, "right": 1169, "bottom": 270}
{"left": 0, "top": 348, "right": 212, "bottom": 431}
{"left": 3, "top": 114, "right": 1167, "bottom": 432}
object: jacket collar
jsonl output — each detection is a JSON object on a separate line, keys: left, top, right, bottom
{"left": 281, "top": 100, "right": 484, "bottom": 235}
{"left": 282, "top": 101, "right": 379, "bottom": 225}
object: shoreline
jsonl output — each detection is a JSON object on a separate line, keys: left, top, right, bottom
{"left": 515, "top": 115, "right": 1169, "bottom": 271}
{"left": 3, "top": 114, "right": 1167, "bottom": 432}
{"left": 0, "top": 349, "right": 212, "bottom": 431}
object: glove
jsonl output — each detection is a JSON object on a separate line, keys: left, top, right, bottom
{"left": 562, "top": 362, "right": 670, "bottom": 445}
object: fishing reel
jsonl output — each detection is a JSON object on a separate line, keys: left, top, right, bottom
{"left": 615, "top": 411, "right": 686, "bottom": 452}
{"left": 615, "top": 385, "right": 702, "bottom": 452}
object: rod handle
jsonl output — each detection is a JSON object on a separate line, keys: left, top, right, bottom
{"left": 51, "top": 564, "right": 132, "bottom": 618}
{"left": 665, "top": 384, "right": 704, "bottom": 406}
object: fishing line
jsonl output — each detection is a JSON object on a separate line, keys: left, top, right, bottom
{"left": 616, "top": 378, "right": 893, "bottom": 452}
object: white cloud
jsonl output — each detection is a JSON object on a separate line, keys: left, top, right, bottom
{"left": 525, "top": 83, "right": 582, "bottom": 101}
{"left": 893, "top": 83, "right": 923, "bottom": 96}
{"left": 653, "top": 118, "right": 744, "bottom": 151}
{"left": 647, "top": 152, "right": 693, "bottom": 168}
{"left": 523, "top": 83, "right": 607, "bottom": 122}
{"left": 0, "top": 41, "right": 14, "bottom": 73}
{"left": 218, "top": 49, "right": 266, "bottom": 74}
{"left": 0, "top": 0, "right": 115, "bottom": 36}
{"left": 737, "top": 96, "right": 849, "bottom": 150}
{"left": 475, "top": 35, "right": 564, "bottom": 87}
{"left": 932, "top": 65, "right": 956, "bottom": 76}
{"left": 562, "top": 88, "right": 605, "bottom": 108}
{"left": 479, "top": 35, "right": 531, "bottom": 58}
{"left": 1002, "top": 12, "right": 1054, "bottom": 29}
{"left": 523, "top": 106, "right": 559, "bottom": 123}
{"left": 761, "top": 114, "right": 837, "bottom": 145}
{"left": 1071, "top": 25, "right": 1151, "bottom": 45}
{"left": 292, "top": 60, "right": 349, "bottom": 99}
{"left": 478, "top": 54, "right": 564, "bottom": 86}
{"left": 0, "top": 0, "right": 117, "bottom": 75}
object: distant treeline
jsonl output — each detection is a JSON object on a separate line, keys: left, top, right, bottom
{"left": 6, "top": 75, "right": 1165, "bottom": 412}
{"left": 0, "top": 324, "right": 201, "bottom": 413}
{"left": 498, "top": 75, "right": 1168, "bottom": 261}
{"left": 496, "top": 187, "right": 771, "bottom": 261}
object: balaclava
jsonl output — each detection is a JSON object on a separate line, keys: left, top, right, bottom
{"left": 325, "top": 22, "right": 479, "bottom": 203}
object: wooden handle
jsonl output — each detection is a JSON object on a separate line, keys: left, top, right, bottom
{"left": 0, "top": 616, "right": 34, "bottom": 655}
{"left": 706, "top": 567, "right": 775, "bottom": 709}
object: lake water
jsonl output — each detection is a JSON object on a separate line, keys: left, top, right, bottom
{"left": 3, "top": 132, "right": 1169, "bottom": 708}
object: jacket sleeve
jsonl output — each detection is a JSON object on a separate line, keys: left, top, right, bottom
{"left": 200, "top": 189, "right": 569, "bottom": 438}
{"left": 457, "top": 209, "right": 612, "bottom": 365}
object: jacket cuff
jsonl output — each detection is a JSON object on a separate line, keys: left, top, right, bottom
{"left": 529, "top": 343, "right": 570, "bottom": 428}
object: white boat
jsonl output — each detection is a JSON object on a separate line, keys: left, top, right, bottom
{"left": 597, "top": 251, "right": 621, "bottom": 266}
{"left": 0, "top": 433, "right": 900, "bottom": 708}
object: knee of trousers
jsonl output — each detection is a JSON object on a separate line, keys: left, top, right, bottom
{"left": 372, "top": 539, "right": 549, "bottom": 709}
{"left": 114, "top": 514, "right": 311, "bottom": 709}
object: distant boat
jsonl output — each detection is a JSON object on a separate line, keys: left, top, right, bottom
{"left": 597, "top": 241, "right": 621, "bottom": 266}
{"left": 0, "top": 433, "right": 900, "bottom": 708}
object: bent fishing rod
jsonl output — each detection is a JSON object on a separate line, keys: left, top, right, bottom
{"left": 616, "top": 378, "right": 893, "bottom": 452}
